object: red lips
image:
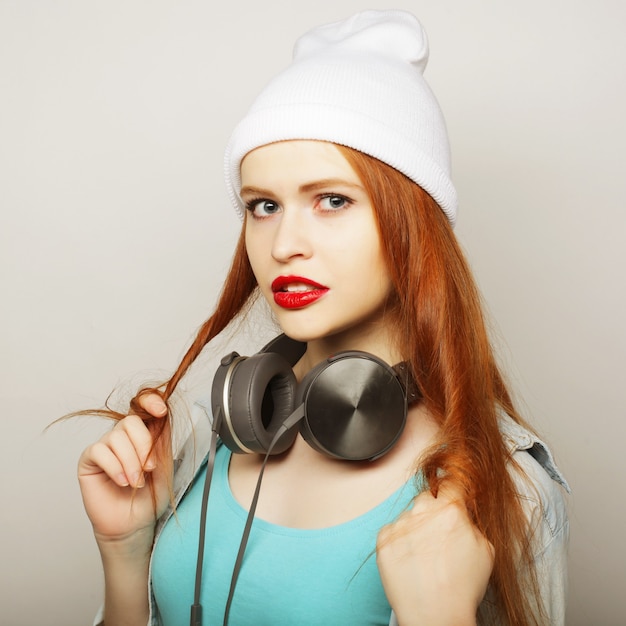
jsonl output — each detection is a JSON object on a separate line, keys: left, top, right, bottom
{"left": 271, "top": 275, "right": 329, "bottom": 309}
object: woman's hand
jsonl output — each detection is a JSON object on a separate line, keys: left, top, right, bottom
{"left": 376, "top": 485, "right": 494, "bottom": 626}
{"left": 78, "top": 394, "right": 171, "bottom": 547}
{"left": 78, "top": 393, "right": 171, "bottom": 626}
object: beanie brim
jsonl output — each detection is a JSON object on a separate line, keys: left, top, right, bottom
{"left": 225, "top": 103, "right": 457, "bottom": 226}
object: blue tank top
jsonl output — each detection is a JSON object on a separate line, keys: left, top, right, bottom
{"left": 152, "top": 445, "right": 421, "bottom": 625}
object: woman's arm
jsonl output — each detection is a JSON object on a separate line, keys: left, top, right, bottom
{"left": 78, "top": 396, "right": 170, "bottom": 626}
{"left": 96, "top": 528, "right": 154, "bottom": 626}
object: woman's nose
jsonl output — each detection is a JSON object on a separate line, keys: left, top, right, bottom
{"left": 271, "top": 208, "right": 313, "bottom": 263}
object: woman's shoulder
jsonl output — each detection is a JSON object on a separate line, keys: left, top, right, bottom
{"left": 499, "top": 412, "right": 570, "bottom": 491}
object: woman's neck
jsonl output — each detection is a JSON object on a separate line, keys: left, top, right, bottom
{"left": 292, "top": 327, "right": 403, "bottom": 381}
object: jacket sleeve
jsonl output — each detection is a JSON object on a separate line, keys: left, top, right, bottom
{"left": 476, "top": 447, "right": 569, "bottom": 626}
{"left": 514, "top": 447, "right": 570, "bottom": 625}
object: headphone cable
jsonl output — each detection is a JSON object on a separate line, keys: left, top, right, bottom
{"left": 222, "top": 404, "right": 305, "bottom": 626}
{"left": 190, "top": 408, "right": 222, "bottom": 626}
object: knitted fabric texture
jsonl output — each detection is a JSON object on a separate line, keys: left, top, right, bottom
{"left": 224, "top": 10, "right": 457, "bottom": 225}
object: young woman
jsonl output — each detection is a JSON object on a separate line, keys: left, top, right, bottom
{"left": 78, "top": 10, "right": 569, "bottom": 626}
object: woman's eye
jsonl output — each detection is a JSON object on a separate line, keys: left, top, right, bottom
{"left": 318, "top": 195, "right": 350, "bottom": 211}
{"left": 245, "top": 199, "right": 280, "bottom": 217}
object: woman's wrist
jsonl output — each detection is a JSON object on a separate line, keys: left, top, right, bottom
{"left": 97, "top": 528, "right": 154, "bottom": 626}
{"left": 95, "top": 525, "right": 155, "bottom": 565}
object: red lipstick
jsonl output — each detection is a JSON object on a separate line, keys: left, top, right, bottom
{"left": 271, "top": 275, "right": 329, "bottom": 309}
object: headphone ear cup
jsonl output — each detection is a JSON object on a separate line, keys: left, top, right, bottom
{"left": 297, "top": 353, "right": 407, "bottom": 461}
{"left": 216, "top": 352, "right": 299, "bottom": 455}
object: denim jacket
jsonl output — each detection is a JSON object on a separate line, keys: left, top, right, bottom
{"left": 94, "top": 402, "right": 570, "bottom": 626}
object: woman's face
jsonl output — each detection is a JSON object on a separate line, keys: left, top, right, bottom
{"left": 241, "top": 140, "right": 396, "bottom": 355}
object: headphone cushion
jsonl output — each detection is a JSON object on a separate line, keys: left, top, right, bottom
{"left": 226, "top": 352, "right": 299, "bottom": 454}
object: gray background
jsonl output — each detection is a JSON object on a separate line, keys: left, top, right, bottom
{"left": 1, "top": 1, "right": 624, "bottom": 624}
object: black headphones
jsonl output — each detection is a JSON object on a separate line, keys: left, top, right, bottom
{"left": 191, "top": 335, "right": 421, "bottom": 625}
{"left": 211, "top": 334, "right": 419, "bottom": 462}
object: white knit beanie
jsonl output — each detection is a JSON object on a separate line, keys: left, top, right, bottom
{"left": 224, "top": 10, "right": 457, "bottom": 226}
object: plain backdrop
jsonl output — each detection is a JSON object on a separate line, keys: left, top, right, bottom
{"left": 1, "top": 1, "right": 625, "bottom": 624}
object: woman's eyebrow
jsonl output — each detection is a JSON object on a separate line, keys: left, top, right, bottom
{"left": 299, "top": 178, "right": 364, "bottom": 193}
{"left": 240, "top": 179, "right": 364, "bottom": 197}
{"left": 240, "top": 185, "right": 272, "bottom": 198}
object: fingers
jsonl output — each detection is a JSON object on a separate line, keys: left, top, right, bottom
{"left": 411, "top": 488, "right": 494, "bottom": 564}
{"left": 378, "top": 487, "right": 483, "bottom": 553}
{"left": 376, "top": 484, "right": 495, "bottom": 618}
{"left": 79, "top": 415, "right": 156, "bottom": 488}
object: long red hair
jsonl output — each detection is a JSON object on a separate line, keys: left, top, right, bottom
{"left": 339, "top": 146, "right": 543, "bottom": 625}
{"left": 105, "top": 144, "right": 543, "bottom": 625}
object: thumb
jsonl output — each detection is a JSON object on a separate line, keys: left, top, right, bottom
{"left": 130, "top": 390, "right": 168, "bottom": 420}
